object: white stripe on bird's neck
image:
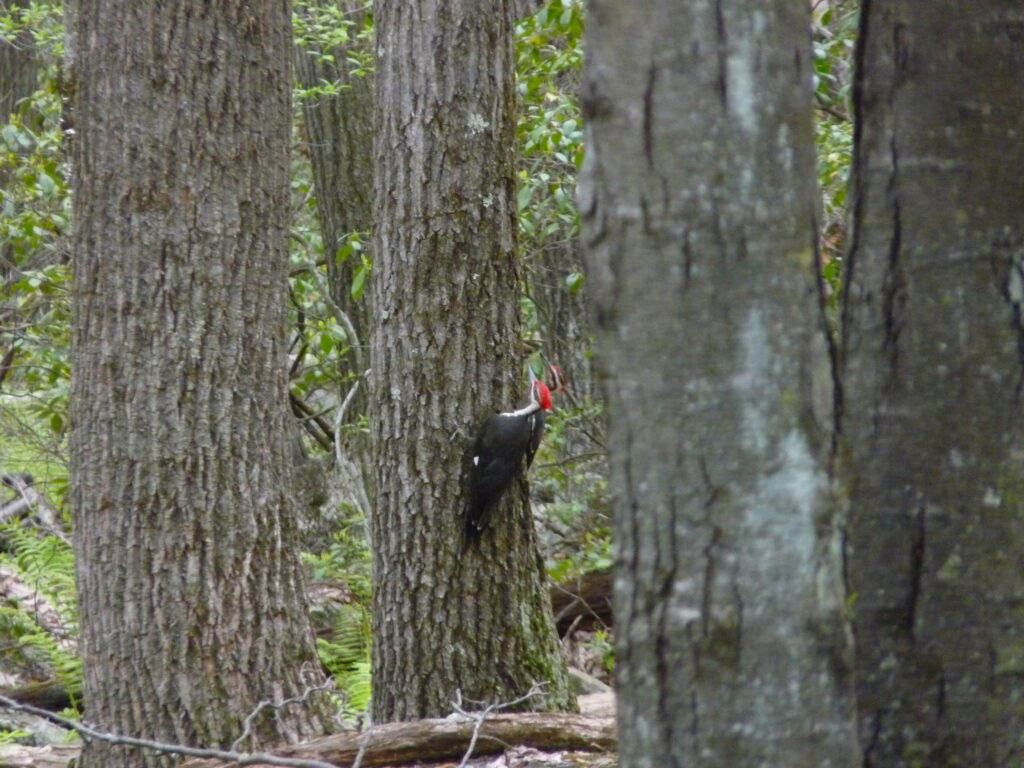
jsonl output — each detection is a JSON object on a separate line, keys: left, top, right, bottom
{"left": 501, "top": 400, "right": 541, "bottom": 419}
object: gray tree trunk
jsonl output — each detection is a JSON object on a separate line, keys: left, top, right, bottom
{"left": 67, "top": 3, "right": 334, "bottom": 766}
{"left": 840, "top": 2, "right": 1024, "bottom": 764}
{"left": 370, "top": 0, "right": 574, "bottom": 722}
{"left": 579, "top": 2, "right": 859, "bottom": 766}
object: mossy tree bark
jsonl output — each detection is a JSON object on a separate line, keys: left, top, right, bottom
{"left": 841, "top": 2, "right": 1024, "bottom": 764}
{"left": 579, "top": 1, "right": 859, "bottom": 765}
{"left": 67, "top": 3, "right": 334, "bottom": 766}
{"left": 370, "top": 0, "right": 574, "bottom": 722}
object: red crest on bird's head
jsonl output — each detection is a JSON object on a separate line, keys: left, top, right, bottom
{"left": 533, "top": 380, "right": 553, "bottom": 410}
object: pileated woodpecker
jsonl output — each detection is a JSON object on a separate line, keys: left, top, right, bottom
{"left": 465, "top": 367, "right": 563, "bottom": 535}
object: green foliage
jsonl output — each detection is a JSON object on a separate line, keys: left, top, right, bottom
{"left": 812, "top": 1, "right": 857, "bottom": 304}
{"left": 0, "top": 2, "right": 64, "bottom": 62}
{"left": 0, "top": 117, "right": 68, "bottom": 257}
{"left": 292, "top": 0, "right": 373, "bottom": 100}
{"left": 590, "top": 629, "right": 614, "bottom": 675}
{"left": 516, "top": 0, "right": 583, "bottom": 244}
{"left": 1, "top": 2, "right": 72, "bottom": 459}
{"left": 315, "top": 603, "right": 372, "bottom": 716}
{"left": 0, "top": 525, "right": 80, "bottom": 709}
{"left": 532, "top": 402, "right": 612, "bottom": 582}
{"left": 0, "top": 1, "right": 67, "bottom": 257}
{"left": 303, "top": 522, "right": 372, "bottom": 604}
{"left": 0, "top": 729, "right": 32, "bottom": 745}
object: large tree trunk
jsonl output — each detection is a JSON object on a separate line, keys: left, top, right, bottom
{"left": 67, "top": 3, "right": 334, "bottom": 766}
{"left": 579, "top": 2, "right": 859, "bottom": 766}
{"left": 370, "top": 0, "right": 574, "bottom": 722}
{"left": 840, "top": 2, "right": 1024, "bottom": 764}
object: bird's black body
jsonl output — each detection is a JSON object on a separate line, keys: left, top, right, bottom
{"left": 465, "top": 379, "right": 550, "bottom": 535}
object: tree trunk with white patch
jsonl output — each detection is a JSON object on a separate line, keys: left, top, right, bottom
{"left": 369, "top": 0, "right": 574, "bottom": 722}
{"left": 67, "top": 3, "right": 334, "bottom": 766}
{"left": 579, "top": 2, "right": 859, "bottom": 766}
{"left": 840, "top": 2, "right": 1024, "bottom": 764}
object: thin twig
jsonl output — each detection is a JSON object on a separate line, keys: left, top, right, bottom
{"left": 289, "top": 232, "right": 364, "bottom": 374}
{"left": 537, "top": 451, "right": 606, "bottom": 469}
{"left": 349, "top": 719, "right": 373, "bottom": 768}
{"left": 0, "top": 694, "right": 336, "bottom": 768}
{"left": 333, "top": 368, "right": 371, "bottom": 465}
{"left": 450, "top": 682, "right": 548, "bottom": 768}
{"left": 231, "top": 678, "right": 335, "bottom": 752}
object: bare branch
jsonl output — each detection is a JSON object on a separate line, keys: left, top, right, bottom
{"left": 0, "top": 694, "right": 337, "bottom": 768}
{"left": 288, "top": 232, "right": 364, "bottom": 373}
{"left": 450, "top": 682, "right": 549, "bottom": 768}
{"left": 333, "top": 368, "right": 370, "bottom": 465}
{"left": 232, "top": 678, "right": 336, "bottom": 752}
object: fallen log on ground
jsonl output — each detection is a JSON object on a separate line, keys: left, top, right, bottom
{"left": 182, "top": 711, "right": 616, "bottom": 768}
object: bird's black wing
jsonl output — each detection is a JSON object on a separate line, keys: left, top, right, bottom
{"left": 465, "top": 413, "right": 532, "bottom": 534}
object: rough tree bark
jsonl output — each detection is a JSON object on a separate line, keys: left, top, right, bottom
{"left": 370, "top": 0, "right": 574, "bottom": 721}
{"left": 67, "top": 3, "right": 334, "bottom": 766}
{"left": 841, "top": 2, "right": 1024, "bottom": 764}
{"left": 579, "top": 2, "right": 859, "bottom": 766}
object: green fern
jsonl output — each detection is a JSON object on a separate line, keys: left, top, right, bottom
{"left": 0, "top": 524, "right": 81, "bottom": 708}
{"left": 316, "top": 602, "right": 372, "bottom": 713}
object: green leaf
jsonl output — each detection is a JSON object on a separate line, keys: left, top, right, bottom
{"left": 566, "top": 271, "right": 585, "bottom": 294}
{"left": 351, "top": 263, "right": 368, "bottom": 301}
{"left": 517, "top": 184, "right": 533, "bottom": 211}
{"left": 38, "top": 172, "right": 57, "bottom": 196}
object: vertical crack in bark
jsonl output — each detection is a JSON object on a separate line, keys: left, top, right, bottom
{"left": 998, "top": 257, "right": 1024, "bottom": 402}
{"left": 881, "top": 137, "right": 905, "bottom": 368}
{"left": 642, "top": 65, "right": 656, "bottom": 167}
{"left": 701, "top": 527, "right": 723, "bottom": 641}
{"left": 892, "top": 22, "right": 910, "bottom": 81}
{"left": 654, "top": 469, "right": 683, "bottom": 759}
{"left": 689, "top": 683, "right": 701, "bottom": 752}
{"left": 639, "top": 193, "right": 651, "bottom": 234}
{"left": 681, "top": 231, "right": 693, "bottom": 290}
{"left": 655, "top": 542, "right": 677, "bottom": 763}
{"left": 862, "top": 709, "right": 882, "bottom": 768}
{"left": 904, "top": 502, "right": 926, "bottom": 641}
{"left": 697, "top": 457, "right": 722, "bottom": 640}
{"left": 713, "top": 0, "right": 728, "bottom": 105}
